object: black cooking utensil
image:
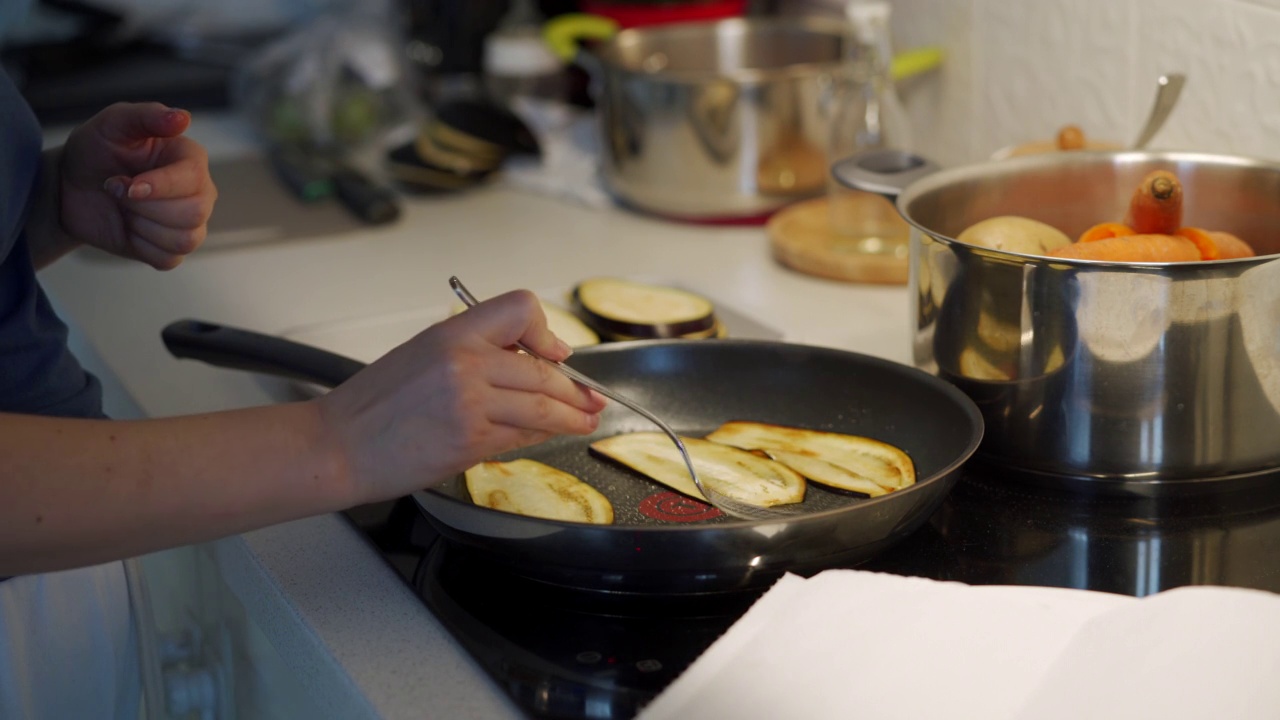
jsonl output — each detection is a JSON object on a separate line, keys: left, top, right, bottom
{"left": 268, "top": 143, "right": 401, "bottom": 224}
{"left": 266, "top": 144, "right": 334, "bottom": 202}
{"left": 331, "top": 167, "right": 401, "bottom": 225}
{"left": 160, "top": 320, "right": 983, "bottom": 594}
{"left": 162, "top": 320, "right": 363, "bottom": 388}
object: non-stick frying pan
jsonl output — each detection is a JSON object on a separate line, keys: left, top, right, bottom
{"left": 162, "top": 320, "right": 983, "bottom": 595}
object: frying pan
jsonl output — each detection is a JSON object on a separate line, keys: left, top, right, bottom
{"left": 162, "top": 320, "right": 983, "bottom": 595}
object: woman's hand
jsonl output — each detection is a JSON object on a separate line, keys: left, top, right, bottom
{"left": 317, "top": 290, "right": 609, "bottom": 505}
{"left": 56, "top": 102, "right": 217, "bottom": 269}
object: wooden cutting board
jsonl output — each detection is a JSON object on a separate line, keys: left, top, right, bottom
{"left": 767, "top": 195, "right": 910, "bottom": 285}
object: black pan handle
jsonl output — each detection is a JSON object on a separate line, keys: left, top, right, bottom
{"left": 162, "top": 320, "right": 367, "bottom": 389}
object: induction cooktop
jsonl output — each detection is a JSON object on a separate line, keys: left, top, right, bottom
{"left": 343, "top": 465, "right": 1280, "bottom": 719}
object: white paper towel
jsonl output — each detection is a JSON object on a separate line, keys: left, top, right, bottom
{"left": 639, "top": 570, "right": 1280, "bottom": 720}
{"left": 1015, "top": 585, "right": 1280, "bottom": 719}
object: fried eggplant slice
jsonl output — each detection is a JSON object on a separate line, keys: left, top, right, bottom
{"left": 465, "top": 459, "right": 614, "bottom": 524}
{"left": 537, "top": 302, "right": 601, "bottom": 348}
{"left": 603, "top": 320, "right": 727, "bottom": 342}
{"left": 704, "top": 422, "right": 915, "bottom": 493}
{"left": 590, "top": 432, "right": 805, "bottom": 507}
{"left": 758, "top": 449, "right": 889, "bottom": 497}
{"left": 571, "top": 277, "right": 717, "bottom": 339}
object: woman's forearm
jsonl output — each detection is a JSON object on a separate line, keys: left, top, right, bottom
{"left": 0, "top": 401, "right": 352, "bottom": 575}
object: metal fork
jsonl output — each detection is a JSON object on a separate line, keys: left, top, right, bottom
{"left": 449, "top": 276, "right": 803, "bottom": 522}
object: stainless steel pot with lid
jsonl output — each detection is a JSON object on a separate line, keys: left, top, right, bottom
{"left": 585, "top": 16, "right": 867, "bottom": 220}
{"left": 835, "top": 150, "right": 1280, "bottom": 491}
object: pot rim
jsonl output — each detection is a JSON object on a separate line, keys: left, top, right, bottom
{"left": 595, "top": 16, "right": 866, "bottom": 86}
{"left": 893, "top": 150, "right": 1280, "bottom": 267}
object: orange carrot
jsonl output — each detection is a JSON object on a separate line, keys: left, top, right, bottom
{"left": 1124, "top": 170, "right": 1183, "bottom": 235}
{"left": 1048, "top": 234, "right": 1201, "bottom": 262}
{"left": 1078, "top": 222, "right": 1136, "bottom": 243}
{"left": 1208, "top": 230, "right": 1256, "bottom": 259}
{"left": 1056, "top": 125, "right": 1086, "bottom": 151}
{"left": 1172, "top": 227, "right": 1220, "bottom": 260}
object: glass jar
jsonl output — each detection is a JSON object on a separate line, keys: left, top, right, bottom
{"left": 826, "top": 0, "right": 912, "bottom": 259}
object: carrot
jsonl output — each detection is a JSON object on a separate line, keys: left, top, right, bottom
{"left": 1204, "top": 229, "right": 1256, "bottom": 259}
{"left": 1078, "top": 222, "right": 1136, "bottom": 243}
{"left": 1124, "top": 170, "right": 1183, "bottom": 235}
{"left": 1210, "top": 231, "right": 1256, "bottom": 258}
{"left": 1048, "top": 233, "right": 1201, "bottom": 262}
{"left": 1056, "top": 125, "right": 1085, "bottom": 151}
{"left": 1172, "top": 227, "right": 1220, "bottom": 260}
{"left": 1171, "top": 227, "right": 1257, "bottom": 260}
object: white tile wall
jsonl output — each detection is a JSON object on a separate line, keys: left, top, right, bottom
{"left": 869, "top": 0, "right": 1280, "bottom": 166}
{"left": 889, "top": 0, "right": 976, "bottom": 167}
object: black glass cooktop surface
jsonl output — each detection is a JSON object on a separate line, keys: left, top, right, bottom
{"left": 343, "top": 467, "right": 1280, "bottom": 719}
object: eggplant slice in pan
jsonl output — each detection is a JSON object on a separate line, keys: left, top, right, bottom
{"left": 589, "top": 432, "right": 807, "bottom": 507}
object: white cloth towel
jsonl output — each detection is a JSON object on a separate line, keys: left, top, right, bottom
{"left": 641, "top": 569, "right": 1280, "bottom": 720}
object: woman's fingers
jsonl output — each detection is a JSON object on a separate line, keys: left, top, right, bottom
{"left": 316, "top": 287, "right": 622, "bottom": 499}
{"left": 101, "top": 143, "right": 214, "bottom": 267}
{"left": 449, "top": 289, "right": 573, "bottom": 362}
{"left": 93, "top": 102, "right": 191, "bottom": 146}
{"left": 481, "top": 426, "right": 558, "bottom": 456}
{"left": 117, "top": 192, "right": 217, "bottom": 231}
{"left": 483, "top": 349, "right": 607, "bottom": 413}
{"left": 125, "top": 147, "right": 212, "bottom": 202}
{"left": 125, "top": 214, "right": 207, "bottom": 258}
{"left": 483, "top": 386, "right": 602, "bottom": 438}
{"left": 438, "top": 288, "right": 607, "bottom": 412}
{"left": 126, "top": 234, "right": 185, "bottom": 270}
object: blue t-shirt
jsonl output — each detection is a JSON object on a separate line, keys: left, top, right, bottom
{"left": 1, "top": 71, "right": 103, "bottom": 418}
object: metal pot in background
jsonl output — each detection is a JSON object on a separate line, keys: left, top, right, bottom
{"left": 585, "top": 16, "right": 866, "bottom": 220}
{"left": 836, "top": 150, "right": 1280, "bottom": 491}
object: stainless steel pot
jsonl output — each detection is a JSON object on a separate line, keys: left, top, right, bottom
{"left": 587, "top": 17, "right": 865, "bottom": 220}
{"left": 835, "top": 150, "right": 1280, "bottom": 490}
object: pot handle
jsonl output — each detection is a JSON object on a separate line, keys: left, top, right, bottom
{"left": 162, "top": 320, "right": 366, "bottom": 389}
{"left": 543, "top": 13, "right": 619, "bottom": 65}
{"left": 831, "top": 149, "right": 941, "bottom": 199}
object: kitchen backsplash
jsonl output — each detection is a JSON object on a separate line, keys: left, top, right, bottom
{"left": 789, "top": 0, "right": 1280, "bottom": 167}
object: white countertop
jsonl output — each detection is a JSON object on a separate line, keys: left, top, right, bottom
{"left": 39, "top": 115, "right": 912, "bottom": 719}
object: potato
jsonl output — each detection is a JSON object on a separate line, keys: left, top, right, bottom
{"left": 957, "top": 216, "right": 1073, "bottom": 256}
